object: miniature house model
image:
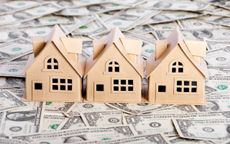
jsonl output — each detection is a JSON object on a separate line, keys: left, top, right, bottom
{"left": 25, "top": 25, "right": 207, "bottom": 104}
{"left": 84, "top": 28, "right": 144, "bottom": 103}
{"left": 26, "top": 25, "right": 85, "bottom": 102}
{"left": 146, "top": 29, "right": 208, "bottom": 105}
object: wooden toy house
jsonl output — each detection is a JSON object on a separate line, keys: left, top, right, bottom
{"left": 25, "top": 25, "right": 85, "bottom": 102}
{"left": 146, "top": 29, "right": 208, "bottom": 104}
{"left": 84, "top": 28, "right": 144, "bottom": 103}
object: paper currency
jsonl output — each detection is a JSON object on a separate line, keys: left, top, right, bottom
{"left": 0, "top": 90, "right": 26, "bottom": 111}
{"left": 0, "top": 0, "right": 229, "bottom": 143}
{"left": 173, "top": 119, "right": 230, "bottom": 140}
{"left": 81, "top": 110, "right": 123, "bottom": 127}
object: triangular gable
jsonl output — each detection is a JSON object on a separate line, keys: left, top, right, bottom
{"left": 30, "top": 25, "right": 85, "bottom": 77}
{"left": 85, "top": 27, "right": 144, "bottom": 78}
{"left": 147, "top": 29, "right": 208, "bottom": 79}
{"left": 84, "top": 40, "right": 144, "bottom": 78}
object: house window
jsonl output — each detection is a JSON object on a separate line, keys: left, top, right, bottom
{"left": 113, "top": 79, "right": 134, "bottom": 92}
{"left": 51, "top": 78, "right": 72, "bottom": 91}
{"left": 158, "top": 85, "right": 166, "bottom": 92}
{"left": 107, "top": 61, "right": 119, "bottom": 72}
{"left": 34, "top": 83, "right": 42, "bottom": 90}
{"left": 46, "top": 58, "right": 58, "bottom": 69}
{"left": 96, "top": 84, "right": 104, "bottom": 91}
{"left": 171, "top": 61, "right": 183, "bottom": 73}
{"left": 175, "top": 80, "right": 197, "bottom": 93}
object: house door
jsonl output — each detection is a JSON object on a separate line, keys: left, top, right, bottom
{"left": 155, "top": 83, "right": 166, "bottom": 101}
{"left": 32, "top": 81, "right": 44, "bottom": 100}
{"left": 94, "top": 82, "right": 105, "bottom": 101}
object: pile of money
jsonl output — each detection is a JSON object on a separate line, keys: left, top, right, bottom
{"left": 0, "top": 0, "right": 229, "bottom": 143}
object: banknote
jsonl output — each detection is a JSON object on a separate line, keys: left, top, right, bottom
{"left": 19, "top": 15, "right": 76, "bottom": 28}
{"left": 102, "top": 9, "right": 159, "bottom": 31}
{"left": 0, "top": 102, "right": 44, "bottom": 136}
{"left": 44, "top": 101, "right": 75, "bottom": 113}
{"left": 57, "top": 3, "right": 128, "bottom": 16}
{"left": 0, "top": 38, "right": 32, "bottom": 64}
{"left": 173, "top": 118, "right": 230, "bottom": 140}
{"left": 0, "top": 1, "right": 39, "bottom": 15}
{"left": 0, "top": 90, "right": 27, "bottom": 111}
{"left": 81, "top": 110, "right": 123, "bottom": 127}
{"left": 14, "top": 125, "right": 137, "bottom": 143}
{"left": 169, "top": 136, "right": 215, "bottom": 144}
{"left": 57, "top": 115, "right": 86, "bottom": 130}
{"left": 0, "top": 3, "right": 62, "bottom": 26}
{"left": 69, "top": 103, "right": 114, "bottom": 115}
{"left": 94, "top": 133, "right": 170, "bottom": 144}
{"left": 107, "top": 103, "right": 171, "bottom": 114}
{"left": 0, "top": 138, "right": 29, "bottom": 144}
{"left": 40, "top": 112, "right": 66, "bottom": 132}
{"left": 0, "top": 60, "right": 28, "bottom": 77}
{"left": 155, "top": 28, "right": 230, "bottom": 40}
{"left": 143, "top": 0, "right": 208, "bottom": 11}
{"left": 144, "top": 11, "right": 202, "bottom": 25}
{"left": 0, "top": 26, "right": 52, "bottom": 42}
{"left": 0, "top": 77, "right": 24, "bottom": 88}
{"left": 0, "top": 0, "right": 229, "bottom": 143}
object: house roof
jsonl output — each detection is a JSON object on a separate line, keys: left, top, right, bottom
{"left": 146, "top": 29, "right": 208, "bottom": 78}
{"left": 85, "top": 28, "right": 144, "bottom": 78}
{"left": 33, "top": 25, "right": 85, "bottom": 77}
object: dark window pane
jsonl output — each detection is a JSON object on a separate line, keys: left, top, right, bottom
{"left": 114, "top": 62, "right": 118, "bottom": 65}
{"left": 60, "top": 79, "right": 65, "bottom": 83}
{"left": 172, "top": 62, "right": 176, "bottom": 66}
{"left": 113, "top": 80, "right": 119, "bottom": 84}
{"left": 172, "top": 68, "right": 176, "bottom": 73}
{"left": 68, "top": 79, "right": 72, "bottom": 84}
{"left": 113, "top": 86, "right": 119, "bottom": 91}
{"left": 47, "top": 58, "right": 51, "bottom": 63}
{"left": 192, "top": 81, "right": 197, "bottom": 86}
{"left": 53, "top": 58, "right": 58, "bottom": 63}
{"left": 34, "top": 83, "right": 42, "bottom": 90}
{"left": 108, "top": 67, "right": 112, "bottom": 72}
{"left": 96, "top": 84, "right": 104, "bottom": 91}
{"left": 177, "top": 81, "right": 182, "bottom": 85}
{"left": 52, "top": 85, "right": 58, "bottom": 90}
{"left": 184, "top": 81, "right": 189, "bottom": 86}
{"left": 47, "top": 65, "right": 52, "bottom": 69}
{"left": 128, "top": 80, "right": 133, "bottom": 85}
{"left": 54, "top": 65, "right": 58, "bottom": 69}
{"left": 52, "top": 79, "right": 58, "bottom": 83}
{"left": 192, "top": 88, "right": 197, "bottom": 92}
{"left": 121, "top": 86, "right": 126, "bottom": 91}
{"left": 177, "top": 87, "right": 182, "bottom": 92}
{"left": 128, "top": 86, "right": 133, "bottom": 91}
{"left": 158, "top": 85, "right": 166, "bottom": 92}
{"left": 178, "top": 62, "right": 183, "bottom": 66}
{"left": 115, "top": 67, "right": 119, "bottom": 72}
{"left": 109, "top": 61, "right": 113, "bottom": 65}
{"left": 184, "top": 88, "right": 189, "bottom": 92}
{"left": 60, "top": 85, "right": 66, "bottom": 90}
{"left": 178, "top": 68, "right": 183, "bottom": 73}
{"left": 121, "top": 80, "right": 126, "bottom": 85}
{"left": 68, "top": 85, "right": 72, "bottom": 91}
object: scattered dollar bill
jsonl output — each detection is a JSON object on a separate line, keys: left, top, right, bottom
{"left": 81, "top": 110, "right": 123, "bottom": 127}
{"left": 0, "top": 90, "right": 27, "bottom": 111}
{"left": 0, "top": 0, "right": 229, "bottom": 143}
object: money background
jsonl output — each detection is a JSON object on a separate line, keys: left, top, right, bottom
{"left": 0, "top": 0, "right": 229, "bottom": 143}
